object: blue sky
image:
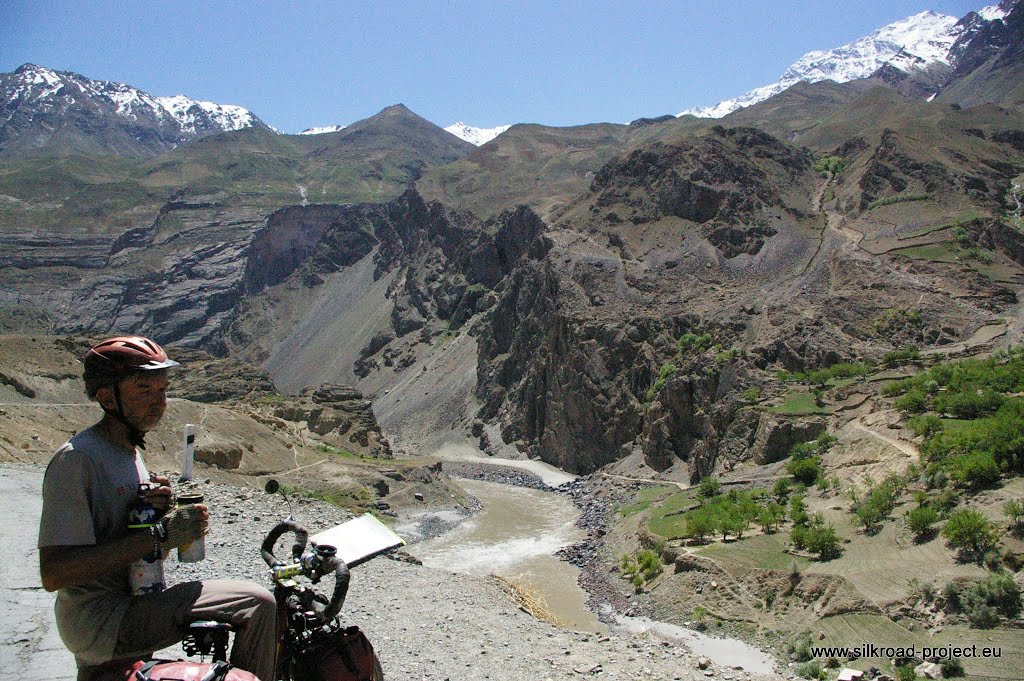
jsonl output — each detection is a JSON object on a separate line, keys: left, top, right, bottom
{"left": 1, "top": 0, "right": 985, "bottom": 133}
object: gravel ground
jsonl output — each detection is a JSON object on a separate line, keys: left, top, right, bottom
{"left": 2, "top": 462, "right": 788, "bottom": 681}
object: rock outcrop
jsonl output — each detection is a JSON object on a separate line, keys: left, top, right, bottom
{"left": 264, "top": 384, "right": 392, "bottom": 458}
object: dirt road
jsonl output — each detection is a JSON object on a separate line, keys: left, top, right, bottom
{"left": 0, "top": 464, "right": 70, "bottom": 681}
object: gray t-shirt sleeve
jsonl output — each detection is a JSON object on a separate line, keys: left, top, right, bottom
{"left": 39, "top": 445, "right": 97, "bottom": 548}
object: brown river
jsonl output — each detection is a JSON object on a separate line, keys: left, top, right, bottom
{"left": 407, "top": 447, "right": 777, "bottom": 674}
{"left": 407, "top": 477, "right": 605, "bottom": 632}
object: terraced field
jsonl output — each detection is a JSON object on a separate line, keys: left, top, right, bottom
{"left": 814, "top": 612, "right": 921, "bottom": 654}
{"left": 770, "top": 389, "right": 831, "bottom": 415}
{"left": 698, "top": 533, "right": 810, "bottom": 577}
{"left": 932, "top": 625, "right": 1024, "bottom": 680}
{"left": 618, "top": 485, "right": 677, "bottom": 517}
{"left": 807, "top": 503, "right": 986, "bottom": 607}
{"left": 645, "top": 489, "right": 699, "bottom": 538}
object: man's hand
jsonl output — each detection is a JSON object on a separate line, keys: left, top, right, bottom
{"left": 146, "top": 473, "right": 174, "bottom": 512}
{"left": 161, "top": 503, "right": 209, "bottom": 549}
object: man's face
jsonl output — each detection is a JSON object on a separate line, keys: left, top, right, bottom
{"left": 98, "top": 371, "right": 169, "bottom": 432}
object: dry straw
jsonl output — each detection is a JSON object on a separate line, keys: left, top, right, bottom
{"left": 495, "top": 574, "right": 566, "bottom": 628}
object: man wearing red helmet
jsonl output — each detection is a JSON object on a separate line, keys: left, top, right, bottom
{"left": 38, "top": 336, "right": 276, "bottom": 681}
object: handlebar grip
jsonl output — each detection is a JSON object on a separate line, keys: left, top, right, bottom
{"left": 314, "top": 557, "right": 351, "bottom": 622}
{"left": 260, "top": 520, "right": 309, "bottom": 568}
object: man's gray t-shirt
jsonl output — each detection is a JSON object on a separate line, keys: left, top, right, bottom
{"left": 38, "top": 426, "right": 150, "bottom": 666}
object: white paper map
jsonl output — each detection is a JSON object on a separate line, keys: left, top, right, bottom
{"left": 310, "top": 513, "right": 406, "bottom": 567}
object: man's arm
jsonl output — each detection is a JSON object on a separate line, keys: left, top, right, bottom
{"left": 39, "top": 503, "right": 208, "bottom": 591}
{"left": 39, "top": 533, "right": 155, "bottom": 592}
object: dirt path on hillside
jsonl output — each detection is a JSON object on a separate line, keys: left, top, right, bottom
{"left": 849, "top": 421, "right": 919, "bottom": 460}
{"left": 600, "top": 471, "right": 688, "bottom": 491}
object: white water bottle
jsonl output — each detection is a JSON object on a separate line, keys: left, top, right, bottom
{"left": 176, "top": 493, "right": 206, "bottom": 562}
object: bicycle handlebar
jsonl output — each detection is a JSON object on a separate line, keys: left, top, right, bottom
{"left": 317, "top": 556, "right": 350, "bottom": 622}
{"left": 261, "top": 520, "right": 308, "bottom": 567}
{"left": 261, "top": 520, "right": 350, "bottom": 622}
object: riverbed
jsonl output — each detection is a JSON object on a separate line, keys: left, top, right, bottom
{"left": 406, "top": 477, "right": 606, "bottom": 633}
{"left": 407, "top": 454, "right": 780, "bottom": 675}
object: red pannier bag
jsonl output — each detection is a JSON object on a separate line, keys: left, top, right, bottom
{"left": 128, "top": 659, "right": 260, "bottom": 681}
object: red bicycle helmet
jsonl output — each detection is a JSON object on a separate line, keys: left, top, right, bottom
{"left": 83, "top": 335, "right": 180, "bottom": 397}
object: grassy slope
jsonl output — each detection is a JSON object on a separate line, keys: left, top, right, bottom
{"left": 0, "top": 154, "right": 166, "bottom": 234}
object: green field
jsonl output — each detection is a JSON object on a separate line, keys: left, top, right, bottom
{"left": 644, "top": 489, "right": 699, "bottom": 538}
{"left": 890, "top": 242, "right": 960, "bottom": 263}
{"left": 771, "top": 390, "right": 831, "bottom": 415}
{"left": 888, "top": 236, "right": 1021, "bottom": 283}
{"left": 618, "top": 485, "right": 677, "bottom": 517}
{"left": 698, "top": 533, "right": 810, "bottom": 577}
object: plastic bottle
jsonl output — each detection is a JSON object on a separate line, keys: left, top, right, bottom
{"left": 127, "top": 483, "right": 165, "bottom": 595}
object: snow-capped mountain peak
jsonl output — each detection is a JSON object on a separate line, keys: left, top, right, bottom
{"left": 445, "top": 121, "right": 511, "bottom": 146}
{"left": 978, "top": 3, "right": 1011, "bottom": 21}
{"left": 1, "top": 63, "right": 262, "bottom": 144}
{"left": 13, "top": 63, "right": 63, "bottom": 98}
{"left": 155, "top": 94, "right": 257, "bottom": 134}
{"left": 298, "top": 125, "right": 347, "bottom": 135}
{"left": 677, "top": 5, "right": 1005, "bottom": 119}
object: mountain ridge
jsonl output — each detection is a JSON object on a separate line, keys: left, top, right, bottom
{"left": 678, "top": 2, "right": 1014, "bottom": 119}
{"left": 2, "top": 2, "right": 1015, "bottom": 156}
{"left": 0, "top": 63, "right": 267, "bottom": 156}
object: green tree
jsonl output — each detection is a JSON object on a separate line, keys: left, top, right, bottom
{"left": 805, "top": 524, "right": 843, "bottom": 560}
{"left": 717, "top": 507, "right": 746, "bottom": 541}
{"left": 773, "top": 478, "right": 792, "bottom": 501}
{"left": 736, "top": 494, "right": 759, "bottom": 528}
{"left": 934, "top": 389, "right": 1004, "bottom": 419}
{"left": 698, "top": 476, "right": 721, "bottom": 501}
{"left": 908, "top": 414, "right": 944, "bottom": 438}
{"left": 684, "top": 509, "right": 715, "bottom": 542}
{"left": 906, "top": 505, "right": 939, "bottom": 541}
{"left": 813, "top": 155, "right": 844, "bottom": 177}
{"left": 895, "top": 664, "right": 917, "bottom": 681}
{"left": 958, "top": 572, "right": 1022, "bottom": 627}
{"left": 758, "top": 502, "right": 785, "bottom": 533}
{"left": 678, "top": 332, "right": 714, "bottom": 354}
{"left": 853, "top": 479, "right": 900, "bottom": 534}
{"left": 790, "top": 494, "right": 810, "bottom": 527}
{"left": 895, "top": 389, "right": 928, "bottom": 414}
{"left": 790, "top": 525, "right": 808, "bottom": 551}
{"left": 948, "top": 451, "right": 1001, "bottom": 489}
{"left": 942, "top": 509, "right": 999, "bottom": 562}
{"left": 787, "top": 456, "right": 822, "bottom": 486}
{"left": 1005, "top": 500, "right": 1024, "bottom": 536}
{"left": 636, "top": 549, "right": 663, "bottom": 582}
